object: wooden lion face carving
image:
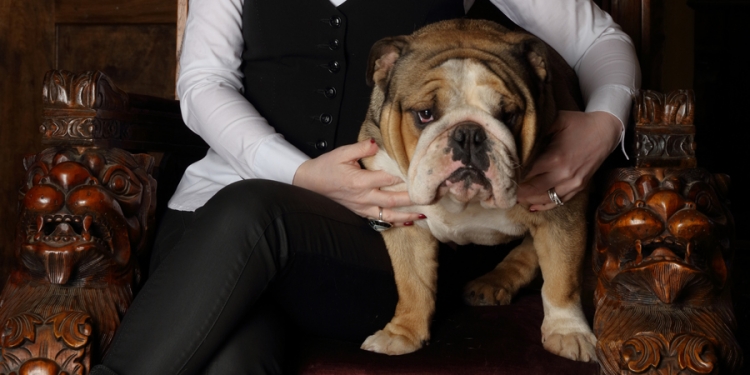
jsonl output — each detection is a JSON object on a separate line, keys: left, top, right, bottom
{"left": 16, "top": 146, "right": 156, "bottom": 286}
{"left": 593, "top": 168, "right": 741, "bottom": 375}
{"left": 594, "top": 168, "right": 733, "bottom": 305}
{"left": 1, "top": 146, "right": 156, "bottom": 372}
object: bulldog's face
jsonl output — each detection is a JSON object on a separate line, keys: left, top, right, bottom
{"left": 363, "top": 20, "right": 556, "bottom": 210}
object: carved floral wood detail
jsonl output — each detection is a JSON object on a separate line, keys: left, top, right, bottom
{"left": 593, "top": 90, "right": 742, "bottom": 375}
{"left": 37, "top": 70, "right": 203, "bottom": 152}
{"left": 40, "top": 71, "right": 131, "bottom": 145}
{"left": 0, "top": 144, "right": 155, "bottom": 374}
{"left": 633, "top": 90, "right": 696, "bottom": 168}
{"left": 1, "top": 311, "right": 92, "bottom": 375}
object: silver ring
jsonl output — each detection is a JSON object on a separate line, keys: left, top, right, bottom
{"left": 368, "top": 207, "right": 393, "bottom": 232}
{"left": 547, "top": 188, "right": 564, "bottom": 206}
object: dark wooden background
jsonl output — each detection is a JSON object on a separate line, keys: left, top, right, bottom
{"left": 0, "top": 0, "right": 177, "bottom": 286}
{"left": 1, "top": 0, "right": 747, "bottom": 291}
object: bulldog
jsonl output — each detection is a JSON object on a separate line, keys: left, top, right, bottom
{"left": 358, "top": 19, "right": 597, "bottom": 362}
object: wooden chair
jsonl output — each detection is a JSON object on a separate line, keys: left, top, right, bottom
{"left": 0, "top": 1, "right": 743, "bottom": 374}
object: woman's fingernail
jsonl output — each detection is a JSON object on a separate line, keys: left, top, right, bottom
{"left": 370, "top": 138, "right": 376, "bottom": 144}
{"left": 529, "top": 208, "right": 537, "bottom": 213}
{"left": 404, "top": 221, "right": 414, "bottom": 226}
{"left": 418, "top": 214, "right": 427, "bottom": 219}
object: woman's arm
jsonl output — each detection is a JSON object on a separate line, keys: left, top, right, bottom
{"left": 491, "top": 0, "right": 641, "bottom": 210}
{"left": 178, "top": 0, "right": 422, "bottom": 225}
{"left": 178, "top": 0, "right": 309, "bottom": 184}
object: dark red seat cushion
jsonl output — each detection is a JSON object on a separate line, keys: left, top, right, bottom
{"left": 297, "top": 291, "right": 599, "bottom": 374}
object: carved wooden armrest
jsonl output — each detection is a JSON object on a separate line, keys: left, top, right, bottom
{"left": 593, "top": 90, "right": 743, "bottom": 374}
{"left": 41, "top": 70, "right": 206, "bottom": 152}
{"left": 0, "top": 70, "right": 206, "bottom": 374}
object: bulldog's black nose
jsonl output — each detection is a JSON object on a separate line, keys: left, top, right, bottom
{"left": 449, "top": 123, "right": 490, "bottom": 171}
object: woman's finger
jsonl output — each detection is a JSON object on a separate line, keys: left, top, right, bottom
{"left": 363, "top": 206, "right": 426, "bottom": 227}
{"left": 355, "top": 169, "right": 404, "bottom": 190}
{"left": 337, "top": 138, "right": 379, "bottom": 162}
{"left": 365, "top": 188, "right": 413, "bottom": 209}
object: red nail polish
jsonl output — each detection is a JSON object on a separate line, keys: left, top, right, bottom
{"left": 370, "top": 138, "right": 376, "bottom": 144}
{"left": 404, "top": 221, "right": 413, "bottom": 226}
{"left": 418, "top": 214, "right": 427, "bottom": 219}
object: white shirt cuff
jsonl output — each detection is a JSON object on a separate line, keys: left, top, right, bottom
{"left": 585, "top": 85, "right": 634, "bottom": 158}
{"left": 252, "top": 136, "right": 310, "bottom": 184}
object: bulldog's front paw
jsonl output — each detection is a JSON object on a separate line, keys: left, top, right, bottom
{"left": 361, "top": 325, "right": 425, "bottom": 355}
{"left": 463, "top": 278, "right": 513, "bottom": 306}
{"left": 541, "top": 318, "right": 598, "bottom": 362}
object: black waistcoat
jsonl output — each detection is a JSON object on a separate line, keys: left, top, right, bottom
{"left": 241, "top": 0, "right": 465, "bottom": 158}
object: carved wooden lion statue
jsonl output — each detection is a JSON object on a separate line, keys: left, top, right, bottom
{"left": 0, "top": 146, "right": 155, "bottom": 375}
{"left": 593, "top": 167, "right": 742, "bottom": 375}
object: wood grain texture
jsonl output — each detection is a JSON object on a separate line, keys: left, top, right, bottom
{"left": 599, "top": 0, "right": 665, "bottom": 90}
{"left": 1, "top": 0, "right": 178, "bottom": 292}
{"left": 176, "top": 0, "right": 188, "bottom": 99}
{"left": 0, "top": 0, "right": 55, "bottom": 291}
{"left": 57, "top": 24, "right": 176, "bottom": 98}
{"left": 55, "top": 0, "right": 177, "bottom": 24}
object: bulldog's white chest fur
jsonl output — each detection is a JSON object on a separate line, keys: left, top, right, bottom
{"left": 372, "top": 149, "right": 527, "bottom": 246}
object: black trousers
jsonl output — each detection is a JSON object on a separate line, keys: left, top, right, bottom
{"left": 91, "top": 179, "right": 399, "bottom": 375}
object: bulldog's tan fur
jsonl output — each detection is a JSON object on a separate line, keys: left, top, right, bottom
{"left": 357, "top": 19, "right": 597, "bottom": 362}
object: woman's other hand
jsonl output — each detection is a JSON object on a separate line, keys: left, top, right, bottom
{"left": 293, "top": 139, "right": 425, "bottom": 226}
{"left": 517, "top": 110, "right": 621, "bottom": 212}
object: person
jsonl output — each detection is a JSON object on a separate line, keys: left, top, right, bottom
{"left": 91, "top": 0, "right": 640, "bottom": 374}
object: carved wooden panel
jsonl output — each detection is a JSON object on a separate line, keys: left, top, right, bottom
{"left": 598, "top": 0, "right": 664, "bottom": 90}
{"left": 0, "top": 0, "right": 178, "bottom": 292}
{"left": 57, "top": 25, "right": 176, "bottom": 98}
{"left": 633, "top": 90, "right": 696, "bottom": 168}
{"left": 594, "top": 90, "right": 742, "bottom": 375}
{"left": 54, "top": 0, "right": 176, "bottom": 24}
{"left": 0, "top": 142, "right": 156, "bottom": 374}
{"left": 0, "top": 0, "right": 53, "bottom": 293}
{"left": 0, "top": 70, "right": 205, "bottom": 374}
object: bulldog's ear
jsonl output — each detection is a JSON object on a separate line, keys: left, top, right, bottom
{"left": 366, "top": 36, "right": 409, "bottom": 89}
{"left": 524, "top": 40, "right": 549, "bottom": 83}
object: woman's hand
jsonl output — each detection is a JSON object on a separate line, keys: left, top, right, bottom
{"left": 517, "top": 110, "right": 622, "bottom": 212}
{"left": 293, "top": 139, "right": 425, "bottom": 227}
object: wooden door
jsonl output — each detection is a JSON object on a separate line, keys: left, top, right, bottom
{"left": 0, "top": 0, "right": 177, "bottom": 288}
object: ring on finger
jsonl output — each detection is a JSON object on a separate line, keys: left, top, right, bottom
{"left": 368, "top": 207, "right": 393, "bottom": 232}
{"left": 547, "top": 188, "right": 564, "bottom": 206}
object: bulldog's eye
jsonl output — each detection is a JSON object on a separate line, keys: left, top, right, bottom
{"left": 416, "top": 109, "right": 434, "bottom": 124}
{"left": 501, "top": 111, "right": 521, "bottom": 129}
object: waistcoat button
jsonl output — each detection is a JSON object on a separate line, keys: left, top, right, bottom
{"left": 324, "top": 87, "right": 337, "bottom": 98}
{"left": 319, "top": 113, "right": 333, "bottom": 124}
{"left": 329, "top": 16, "right": 342, "bottom": 28}
{"left": 329, "top": 38, "right": 340, "bottom": 50}
{"left": 315, "top": 140, "right": 328, "bottom": 150}
{"left": 328, "top": 61, "right": 340, "bottom": 73}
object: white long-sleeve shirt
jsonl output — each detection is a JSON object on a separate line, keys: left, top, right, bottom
{"left": 169, "top": 0, "right": 641, "bottom": 211}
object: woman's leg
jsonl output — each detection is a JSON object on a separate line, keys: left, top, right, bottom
{"left": 91, "top": 179, "right": 397, "bottom": 375}
{"left": 149, "top": 209, "right": 295, "bottom": 375}
{"left": 199, "top": 301, "right": 293, "bottom": 375}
